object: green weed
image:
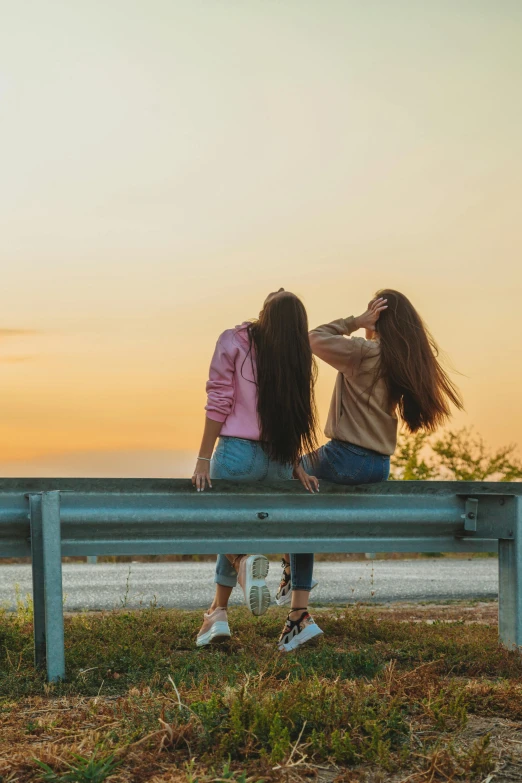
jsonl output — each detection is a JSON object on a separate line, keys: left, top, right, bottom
{"left": 34, "top": 751, "right": 121, "bottom": 782}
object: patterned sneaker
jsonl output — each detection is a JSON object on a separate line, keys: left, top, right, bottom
{"left": 278, "top": 609, "right": 323, "bottom": 652}
{"left": 236, "top": 554, "right": 270, "bottom": 616}
{"left": 196, "top": 607, "right": 231, "bottom": 647}
{"left": 275, "top": 559, "right": 319, "bottom": 607}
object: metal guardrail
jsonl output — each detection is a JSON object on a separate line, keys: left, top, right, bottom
{"left": 0, "top": 479, "right": 521, "bottom": 682}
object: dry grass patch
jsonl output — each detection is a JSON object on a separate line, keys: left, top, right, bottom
{"left": 1, "top": 603, "right": 521, "bottom": 782}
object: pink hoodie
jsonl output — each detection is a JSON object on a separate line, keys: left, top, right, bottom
{"left": 205, "top": 323, "right": 261, "bottom": 440}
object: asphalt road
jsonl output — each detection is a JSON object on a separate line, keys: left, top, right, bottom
{"left": 0, "top": 559, "right": 498, "bottom": 612}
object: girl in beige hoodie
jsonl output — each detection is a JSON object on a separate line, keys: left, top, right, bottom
{"left": 276, "top": 289, "right": 463, "bottom": 607}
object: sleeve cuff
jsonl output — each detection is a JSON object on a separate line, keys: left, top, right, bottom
{"left": 343, "top": 316, "right": 358, "bottom": 335}
{"left": 205, "top": 409, "right": 228, "bottom": 423}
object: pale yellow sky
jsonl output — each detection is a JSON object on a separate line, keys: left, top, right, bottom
{"left": 0, "top": 1, "right": 521, "bottom": 476}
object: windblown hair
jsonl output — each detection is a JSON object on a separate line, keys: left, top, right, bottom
{"left": 375, "top": 289, "right": 463, "bottom": 433}
{"left": 248, "top": 292, "right": 318, "bottom": 465}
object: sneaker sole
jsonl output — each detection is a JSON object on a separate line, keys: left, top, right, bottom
{"left": 275, "top": 578, "right": 319, "bottom": 607}
{"left": 278, "top": 623, "right": 323, "bottom": 653}
{"left": 196, "top": 621, "right": 231, "bottom": 647}
{"left": 244, "top": 555, "right": 270, "bottom": 616}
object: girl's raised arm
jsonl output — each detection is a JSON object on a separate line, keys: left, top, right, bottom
{"left": 309, "top": 299, "right": 387, "bottom": 372}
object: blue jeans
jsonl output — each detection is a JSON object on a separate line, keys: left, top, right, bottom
{"left": 302, "top": 439, "right": 391, "bottom": 485}
{"left": 211, "top": 437, "right": 314, "bottom": 588}
{"left": 295, "top": 440, "right": 390, "bottom": 585}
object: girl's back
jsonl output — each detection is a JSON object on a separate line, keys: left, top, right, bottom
{"left": 309, "top": 317, "right": 397, "bottom": 455}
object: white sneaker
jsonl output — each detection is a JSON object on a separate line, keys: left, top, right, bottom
{"left": 196, "top": 607, "right": 231, "bottom": 647}
{"left": 278, "top": 610, "right": 323, "bottom": 652}
{"left": 237, "top": 554, "right": 270, "bottom": 616}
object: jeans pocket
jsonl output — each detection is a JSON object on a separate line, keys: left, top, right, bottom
{"left": 276, "top": 462, "right": 293, "bottom": 480}
{"left": 214, "top": 437, "right": 257, "bottom": 477}
{"left": 325, "top": 441, "right": 370, "bottom": 483}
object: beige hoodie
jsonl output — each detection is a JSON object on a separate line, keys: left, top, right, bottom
{"left": 309, "top": 317, "right": 398, "bottom": 456}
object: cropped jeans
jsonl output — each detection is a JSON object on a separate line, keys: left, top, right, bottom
{"left": 211, "top": 436, "right": 390, "bottom": 594}
{"left": 210, "top": 437, "right": 314, "bottom": 590}
{"left": 297, "top": 439, "right": 391, "bottom": 581}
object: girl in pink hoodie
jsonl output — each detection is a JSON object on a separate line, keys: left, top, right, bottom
{"left": 193, "top": 289, "right": 322, "bottom": 653}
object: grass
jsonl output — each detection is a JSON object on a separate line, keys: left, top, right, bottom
{"left": 35, "top": 752, "right": 122, "bottom": 782}
{"left": 1, "top": 604, "right": 522, "bottom": 782}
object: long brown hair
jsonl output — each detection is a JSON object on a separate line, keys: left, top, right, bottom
{"left": 375, "top": 289, "right": 463, "bottom": 432}
{"left": 247, "top": 292, "right": 318, "bottom": 464}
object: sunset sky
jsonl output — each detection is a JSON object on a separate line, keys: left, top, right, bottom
{"left": 1, "top": 1, "right": 521, "bottom": 477}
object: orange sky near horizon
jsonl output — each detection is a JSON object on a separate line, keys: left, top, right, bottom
{"left": 0, "top": 1, "right": 521, "bottom": 477}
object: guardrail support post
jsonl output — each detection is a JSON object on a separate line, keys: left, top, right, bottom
{"left": 41, "top": 491, "right": 66, "bottom": 682}
{"left": 29, "top": 494, "right": 46, "bottom": 669}
{"left": 499, "top": 497, "right": 522, "bottom": 650}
